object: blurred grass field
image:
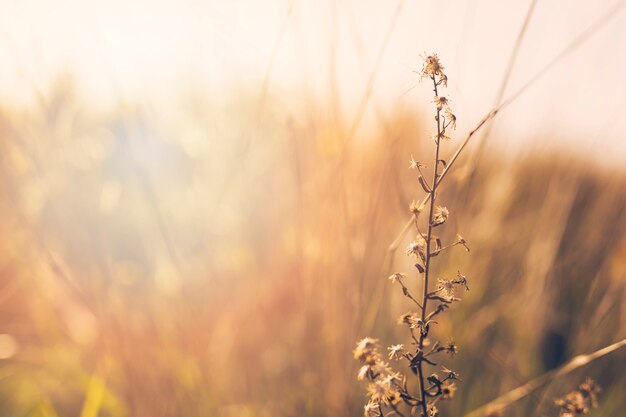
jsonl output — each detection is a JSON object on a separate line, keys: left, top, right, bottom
{"left": 0, "top": 80, "right": 624, "bottom": 417}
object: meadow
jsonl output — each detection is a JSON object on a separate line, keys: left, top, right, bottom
{"left": 0, "top": 78, "right": 624, "bottom": 416}
{"left": 1, "top": 1, "right": 625, "bottom": 416}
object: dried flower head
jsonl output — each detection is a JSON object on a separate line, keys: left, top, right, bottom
{"left": 455, "top": 271, "right": 470, "bottom": 291}
{"left": 388, "top": 344, "right": 405, "bottom": 360}
{"left": 444, "top": 339, "right": 459, "bottom": 356}
{"left": 444, "top": 108, "right": 457, "bottom": 129}
{"left": 354, "top": 338, "right": 380, "bottom": 365}
{"left": 440, "top": 366, "right": 461, "bottom": 381}
{"left": 367, "top": 380, "right": 401, "bottom": 405}
{"left": 432, "top": 206, "right": 449, "bottom": 226}
{"left": 364, "top": 400, "right": 381, "bottom": 417}
{"left": 456, "top": 234, "right": 470, "bottom": 251}
{"left": 357, "top": 365, "right": 370, "bottom": 381}
{"left": 405, "top": 236, "right": 427, "bottom": 259}
{"left": 437, "top": 279, "right": 456, "bottom": 298}
{"left": 410, "top": 200, "right": 422, "bottom": 214}
{"left": 441, "top": 382, "right": 457, "bottom": 399}
{"left": 367, "top": 381, "right": 389, "bottom": 404}
{"left": 433, "top": 96, "right": 451, "bottom": 110}
{"left": 419, "top": 53, "right": 446, "bottom": 80}
{"left": 409, "top": 155, "right": 424, "bottom": 170}
{"left": 355, "top": 53, "right": 469, "bottom": 417}
{"left": 427, "top": 404, "right": 440, "bottom": 417}
{"left": 431, "top": 132, "right": 451, "bottom": 143}
{"left": 388, "top": 272, "right": 407, "bottom": 284}
{"left": 398, "top": 312, "right": 418, "bottom": 327}
{"left": 554, "top": 378, "right": 601, "bottom": 417}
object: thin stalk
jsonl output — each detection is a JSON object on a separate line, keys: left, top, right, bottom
{"left": 416, "top": 74, "right": 443, "bottom": 417}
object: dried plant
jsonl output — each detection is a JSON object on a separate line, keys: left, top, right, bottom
{"left": 554, "top": 379, "right": 601, "bottom": 417}
{"left": 354, "top": 54, "right": 469, "bottom": 417}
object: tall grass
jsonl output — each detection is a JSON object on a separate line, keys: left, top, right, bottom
{"left": 0, "top": 76, "right": 625, "bottom": 417}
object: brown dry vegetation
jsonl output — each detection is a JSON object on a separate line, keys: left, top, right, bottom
{"left": 0, "top": 82, "right": 625, "bottom": 417}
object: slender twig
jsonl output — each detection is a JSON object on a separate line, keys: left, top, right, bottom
{"left": 386, "top": 1, "right": 626, "bottom": 258}
{"left": 464, "top": 338, "right": 626, "bottom": 417}
{"left": 471, "top": 0, "right": 538, "bottom": 159}
{"left": 338, "top": 0, "right": 406, "bottom": 165}
{"left": 415, "top": 74, "right": 444, "bottom": 417}
{"left": 355, "top": 54, "right": 465, "bottom": 417}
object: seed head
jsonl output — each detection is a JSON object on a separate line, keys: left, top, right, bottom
{"left": 427, "top": 404, "right": 440, "bottom": 417}
{"left": 445, "top": 339, "right": 459, "bottom": 356}
{"left": 405, "top": 236, "right": 427, "bottom": 259}
{"left": 441, "top": 382, "right": 457, "bottom": 399}
{"left": 410, "top": 200, "right": 422, "bottom": 214}
{"left": 364, "top": 400, "right": 381, "bottom": 417}
{"left": 409, "top": 155, "right": 424, "bottom": 170}
{"left": 388, "top": 272, "right": 406, "bottom": 284}
{"left": 554, "top": 378, "right": 601, "bottom": 416}
{"left": 354, "top": 338, "right": 380, "bottom": 365}
{"left": 433, "top": 96, "right": 451, "bottom": 110}
{"left": 444, "top": 108, "right": 457, "bottom": 129}
{"left": 432, "top": 206, "right": 449, "bottom": 227}
{"left": 419, "top": 53, "right": 446, "bottom": 80}
{"left": 437, "top": 279, "right": 456, "bottom": 298}
{"left": 388, "top": 344, "right": 405, "bottom": 360}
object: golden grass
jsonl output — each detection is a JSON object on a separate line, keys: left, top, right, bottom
{"left": 0, "top": 80, "right": 624, "bottom": 417}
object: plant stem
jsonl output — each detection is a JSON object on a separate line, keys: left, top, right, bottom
{"left": 416, "top": 74, "right": 443, "bottom": 417}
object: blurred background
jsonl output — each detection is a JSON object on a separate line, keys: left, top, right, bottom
{"left": 0, "top": 0, "right": 625, "bottom": 416}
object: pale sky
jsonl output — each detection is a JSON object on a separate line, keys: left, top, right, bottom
{"left": 1, "top": 0, "right": 625, "bottom": 164}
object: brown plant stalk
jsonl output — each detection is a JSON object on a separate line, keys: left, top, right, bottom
{"left": 354, "top": 54, "right": 467, "bottom": 417}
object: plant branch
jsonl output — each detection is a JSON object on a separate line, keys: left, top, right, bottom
{"left": 464, "top": 338, "right": 626, "bottom": 417}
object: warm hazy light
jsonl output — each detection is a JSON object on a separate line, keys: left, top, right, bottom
{"left": 0, "top": 334, "right": 18, "bottom": 359}
{"left": 1, "top": 0, "right": 625, "bottom": 161}
{"left": 0, "top": 1, "right": 625, "bottom": 417}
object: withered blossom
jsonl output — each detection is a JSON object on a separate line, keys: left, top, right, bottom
{"left": 437, "top": 279, "right": 456, "bottom": 298}
{"left": 358, "top": 365, "right": 371, "bottom": 381}
{"left": 455, "top": 271, "right": 470, "bottom": 291}
{"left": 433, "top": 96, "right": 451, "bottom": 110}
{"left": 367, "top": 380, "right": 401, "bottom": 406}
{"left": 440, "top": 366, "right": 461, "bottom": 381}
{"left": 419, "top": 53, "right": 446, "bottom": 80}
{"left": 405, "top": 236, "right": 427, "bottom": 259}
{"left": 444, "top": 340, "right": 458, "bottom": 356}
{"left": 388, "top": 273, "right": 406, "bottom": 284}
{"left": 354, "top": 338, "right": 380, "bottom": 365}
{"left": 432, "top": 206, "right": 449, "bottom": 226}
{"left": 409, "top": 155, "right": 424, "bottom": 170}
{"left": 456, "top": 234, "right": 470, "bottom": 251}
{"left": 398, "top": 312, "right": 418, "bottom": 326}
{"left": 388, "top": 344, "right": 405, "bottom": 360}
{"left": 431, "top": 132, "right": 451, "bottom": 143}
{"left": 441, "top": 382, "right": 457, "bottom": 399}
{"left": 554, "top": 379, "right": 601, "bottom": 417}
{"left": 354, "top": 53, "right": 469, "bottom": 417}
{"left": 444, "top": 108, "right": 457, "bottom": 129}
{"left": 364, "top": 400, "right": 381, "bottom": 417}
{"left": 427, "top": 404, "right": 440, "bottom": 417}
{"left": 367, "top": 381, "right": 389, "bottom": 404}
